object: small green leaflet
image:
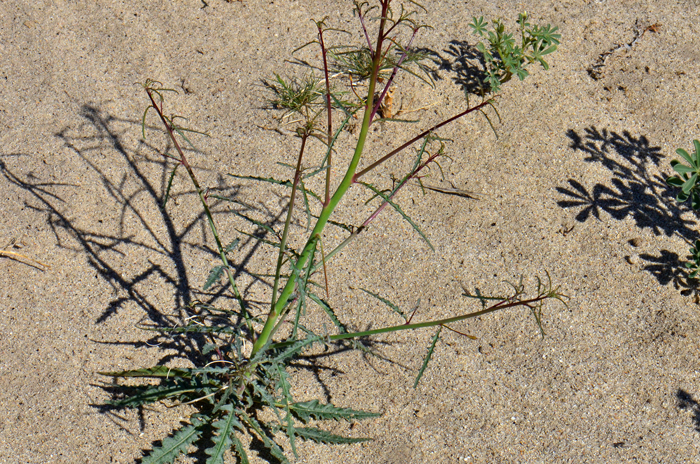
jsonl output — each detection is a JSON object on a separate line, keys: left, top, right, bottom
{"left": 204, "top": 265, "right": 227, "bottom": 291}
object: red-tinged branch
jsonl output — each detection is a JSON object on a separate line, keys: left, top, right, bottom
{"left": 354, "top": 99, "right": 493, "bottom": 180}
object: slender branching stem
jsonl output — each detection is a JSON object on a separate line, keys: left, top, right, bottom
{"left": 145, "top": 89, "right": 249, "bottom": 322}
{"left": 356, "top": 2, "right": 375, "bottom": 54}
{"left": 272, "top": 292, "right": 559, "bottom": 349}
{"left": 250, "top": 3, "right": 390, "bottom": 358}
{"left": 311, "top": 144, "right": 440, "bottom": 273}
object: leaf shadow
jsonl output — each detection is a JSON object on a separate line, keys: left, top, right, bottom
{"left": 677, "top": 388, "right": 700, "bottom": 433}
{"left": 557, "top": 126, "right": 700, "bottom": 291}
{"left": 419, "top": 39, "right": 489, "bottom": 96}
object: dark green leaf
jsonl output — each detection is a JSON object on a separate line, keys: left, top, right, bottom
{"left": 673, "top": 164, "right": 696, "bottom": 174}
{"left": 142, "top": 419, "right": 202, "bottom": 464}
{"left": 290, "top": 400, "right": 380, "bottom": 423}
{"left": 205, "top": 405, "right": 242, "bottom": 464}
{"left": 676, "top": 148, "right": 695, "bottom": 167}
{"left": 682, "top": 173, "right": 698, "bottom": 194}
{"left": 667, "top": 176, "right": 685, "bottom": 188}
{"left": 99, "top": 366, "right": 192, "bottom": 379}
{"left": 107, "top": 381, "right": 195, "bottom": 408}
{"left": 238, "top": 412, "right": 289, "bottom": 464}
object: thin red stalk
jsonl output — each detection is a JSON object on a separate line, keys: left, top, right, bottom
{"left": 145, "top": 88, "right": 248, "bottom": 320}
{"left": 361, "top": 148, "right": 440, "bottom": 228}
{"left": 271, "top": 133, "right": 309, "bottom": 310}
{"left": 370, "top": 28, "right": 419, "bottom": 123}
{"left": 354, "top": 99, "right": 492, "bottom": 180}
{"left": 357, "top": 6, "right": 375, "bottom": 55}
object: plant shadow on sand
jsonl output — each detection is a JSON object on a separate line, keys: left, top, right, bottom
{"left": 556, "top": 126, "right": 700, "bottom": 293}
{"left": 1, "top": 103, "right": 401, "bottom": 460}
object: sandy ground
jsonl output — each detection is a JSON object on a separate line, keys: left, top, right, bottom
{"left": 2, "top": 0, "right": 700, "bottom": 462}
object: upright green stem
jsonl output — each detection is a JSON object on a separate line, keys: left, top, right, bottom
{"left": 251, "top": 8, "right": 390, "bottom": 357}
{"left": 317, "top": 23, "right": 333, "bottom": 206}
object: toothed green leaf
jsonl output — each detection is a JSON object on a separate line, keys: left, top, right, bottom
{"left": 99, "top": 366, "right": 192, "bottom": 379}
{"left": 238, "top": 412, "right": 289, "bottom": 464}
{"left": 107, "top": 381, "right": 195, "bottom": 408}
{"left": 142, "top": 419, "right": 203, "bottom": 464}
{"left": 205, "top": 405, "right": 244, "bottom": 464}
{"left": 289, "top": 400, "right": 380, "bottom": 423}
{"left": 141, "top": 324, "right": 236, "bottom": 335}
{"left": 307, "top": 293, "right": 348, "bottom": 333}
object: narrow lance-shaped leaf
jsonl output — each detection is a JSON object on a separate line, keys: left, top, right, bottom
{"left": 308, "top": 293, "right": 348, "bottom": 333}
{"left": 107, "top": 381, "right": 196, "bottom": 408}
{"left": 276, "top": 364, "right": 297, "bottom": 457}
{"left": 162, "top": 164, "right": 179, "bottom": 209}
{"left": 360, "top": 288, "right": 406, "bottom": 321}
{"left": 99, "top": 366, "right": 192, "bottom": 379}
{"left": 238, "top": 411, "right": 289, "bottom": 464}
{"left": 414, "top": 326, "right": 442, "bottom": 388}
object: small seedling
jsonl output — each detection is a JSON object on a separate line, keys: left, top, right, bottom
{"left": 102, "top": 2, "right": 564, "bottom": 463}
{"left": 469, "top": 13, "right": 560, "bottom": 93}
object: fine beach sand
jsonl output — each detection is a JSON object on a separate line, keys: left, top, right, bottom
{"left": 2, "top": 0, "right": 700, "bottom": 462}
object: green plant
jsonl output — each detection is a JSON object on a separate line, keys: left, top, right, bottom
{"left": 666, "top": 139, "right": 700, "bottom": 277}
{"left": 469, "top": 13, "right": 561, "bottom": 93}
{"left": 101, "top": 2, "right": 564, "bottom": 462}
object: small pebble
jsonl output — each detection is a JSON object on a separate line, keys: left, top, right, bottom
{"left": 626, "top": 255, "right": 639, "bottom": 264}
